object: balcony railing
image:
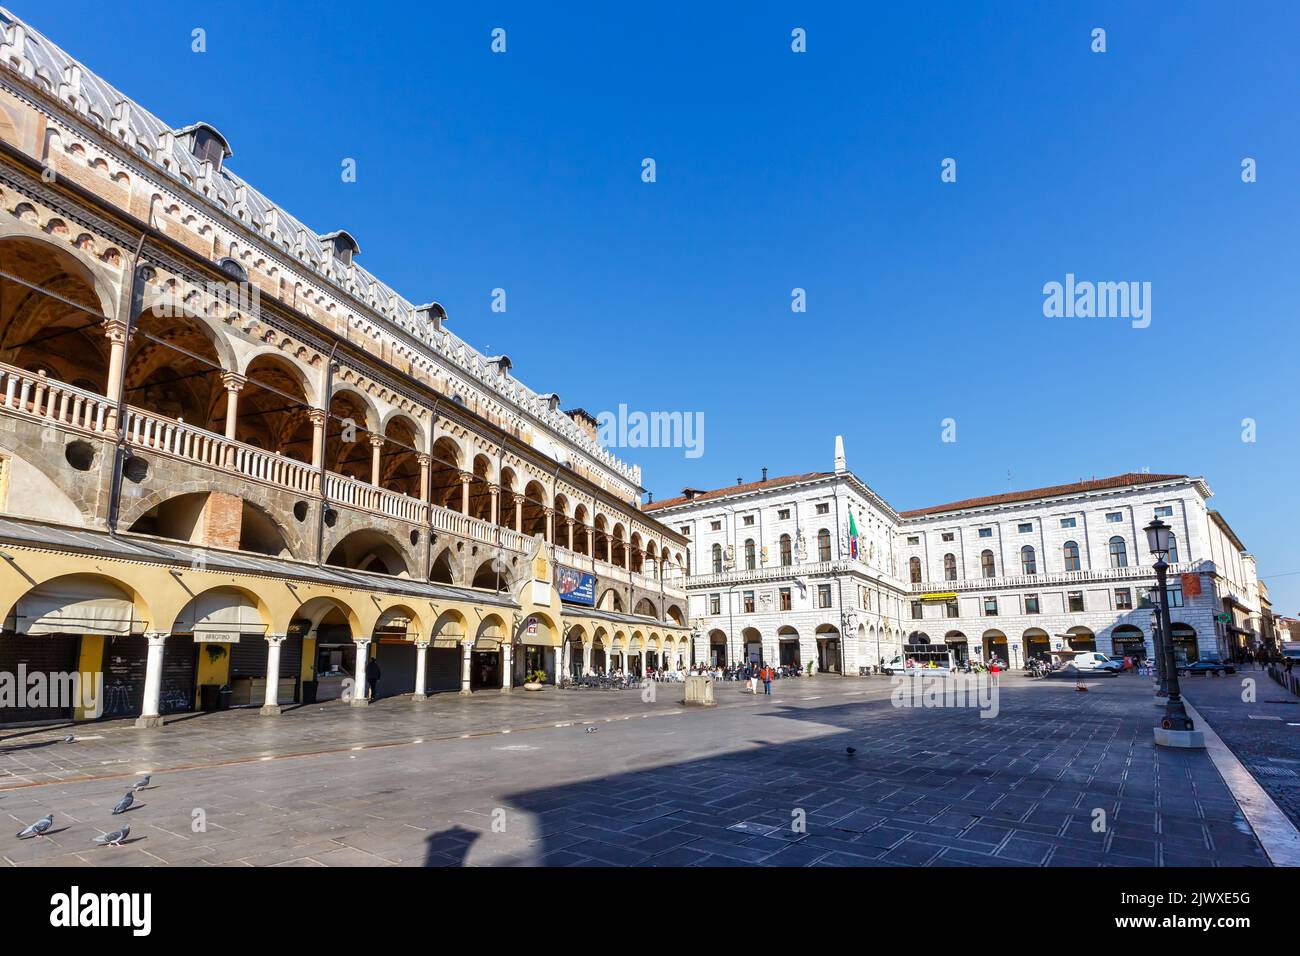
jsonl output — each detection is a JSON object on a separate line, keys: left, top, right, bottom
{"left": 912, "top": 560, "right": 1211, "bottom": 595}
{"left": 685, "top": 560, "right": 854, "bottom": 589}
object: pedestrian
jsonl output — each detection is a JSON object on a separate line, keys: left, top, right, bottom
{"left": 762, "top": 664, "right": 772, "bottom": 695}
{"left": 365, "top": 655, "right": 381, "bottom": 701}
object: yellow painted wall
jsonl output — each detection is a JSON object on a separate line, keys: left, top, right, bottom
{"left": 73, "top": 634, "right": 103, "bottom": 720}
{"left": 196, "top": 642, "right": 231, "bottom": 689}
{"left": 301, "top": 637, "right": 316, "bottom": 681}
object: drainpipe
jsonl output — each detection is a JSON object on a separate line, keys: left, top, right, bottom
{"left": 315, "top": 343, "right": 339, "bottom": 565}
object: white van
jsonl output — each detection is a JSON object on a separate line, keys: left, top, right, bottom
{"left": 1068, "top": 651, "right": 1122, "bottom": 675}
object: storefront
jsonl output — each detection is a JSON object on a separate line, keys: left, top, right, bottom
{"left": 1110, "top": 625, "right": 1146, "bottom": 661}
{"left": 0, "top": 633, "right": 82, "bottom": 722}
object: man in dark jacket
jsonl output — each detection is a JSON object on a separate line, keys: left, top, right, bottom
{"left": 365, "top": 656, "right": 381, "bottom": 701}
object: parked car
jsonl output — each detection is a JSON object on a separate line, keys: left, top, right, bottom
{"left": 1065, "top": 651, "right": 1122, "bottom": 675}
{"left": 1177, "top": 658, "right": 1236, "bottom": 676}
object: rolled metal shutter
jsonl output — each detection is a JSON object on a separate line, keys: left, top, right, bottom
{"left": 160, "top": 635, "right": 196, "bottom": 714}
{"left": 426, "top": 647, "right": 460, "bottom": 692}
{"left": 228, "top": 635, "right": 268, "bottom": 677}
{"left": 0, "top": 634, "right": 80, "bottom": 722}
{"left": 102, "top": 635, "right": 148, "bottom": 719}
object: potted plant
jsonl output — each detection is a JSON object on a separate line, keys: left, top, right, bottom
{"left": 523, "top": 669, "right": 547, "bottom": 691}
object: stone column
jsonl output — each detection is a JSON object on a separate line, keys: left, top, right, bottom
{"left": 489, "top": 484, "right": 501, "bottom": 525}
{"left": 556, "top": 642, "right": 567, "bottom": 684}
{"left": 413, "top": 641, "right": 430, "bottom": 700}
{"left": 459, "top": 640, "right": 473, "bottom": 695}
{"left": 544, "top": 507, "right": 555, "bottom": 544}
{"left": 582, "top": 641, "right": 593, "bottom": 676}
{"left": 369, "top": 434, "right": 384, "bottom": 485}
{"left": 588, "top": 528, "right": 596, "bottom": 559}
{"left": 351, "top": 639, "right": 371, "bottom": 706}
{"left": 135, "top": 631, "right": 168, "bottom": 728}
{"left": 220, "top": 371, "right": 246, "bottom": 438}
{"left": 565, "top": 518, "right": 575, "bottom": 551}
{"left": 513, "top": 494, "right": 524, "bottom": 534}
{"left": 501, "top": 642, "right": 513, "bottom": 693}
{"left": 102, "top": 318, "right": 129, "bottom": 427}
{"left": 260, "top": 634, "right": 286, "bottom": 715}
{"left": 417, "top": 454, "right": 432, "bottom": 502}
{"left": 309, "top": 409, "right": 327, "bottom": 490}
{"left": 460, "top": 472, "right": 473, "bottom": 515}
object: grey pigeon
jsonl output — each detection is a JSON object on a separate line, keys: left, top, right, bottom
{"left": 131, "top": 775, "right": 151, "bottom": 791}
{"left": 584, "top": 726, "right": 597, "bottom": 734}
{"left": 111, "top": 791, "right": 134, "bottom": 815}
{"left": 93, "top": 826, "right": 130, "bottom": 847}
{"left": 63, "top": 735, "right": 75, "bottom": 743}
{"left": 846, "top": 746, "right": 857, "bottom": 755}
{"left": 16, "top": 814, "right": 53, "bottom": 839}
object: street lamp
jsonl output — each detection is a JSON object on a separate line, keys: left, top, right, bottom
{"left": 1149, "top": 592, "right": 1167, "bottom": 696}
{"left": 1144, "top": 518, "right": 1194, "bottom": 733}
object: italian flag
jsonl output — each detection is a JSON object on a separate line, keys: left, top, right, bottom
{"left": 848, "top": 509, "right": 859, "bottom": 560}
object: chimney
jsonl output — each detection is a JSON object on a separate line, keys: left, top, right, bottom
{"left": 736, "top": 476, "right": 743, "bottom": 486}
{"left": 761, "top": 467, "right": 768, "bottom": 481}
{"left": 834, "top": 435, "right": 846, "bottom": 474}
{"left": 646, "top": 492, "right": 654, "bottom": 504}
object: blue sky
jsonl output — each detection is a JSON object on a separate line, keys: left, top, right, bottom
{"left": 41, "top": 1, "right": 1300, "bottom": 612}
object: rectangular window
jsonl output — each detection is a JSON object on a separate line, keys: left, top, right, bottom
{"left": 1018, "top": 522, "right": 1032, "bottom": 533}
{"left": 779, "top": 587, "right": 792, "bottom": 611}
{"left": 815, "top": 503, "right": 830, "bottom": 515}
{"left": 861, "top": 587, "right": 871, "bottom": 610}
{"left": 709, "top": 520, "right": 721, "bottom": 531}
{"left": 983, "top": 596, "right": 998, "bottom": 616}
{"left": 941, "top": 532, "right": 955, "bottom": 542}
{"left": 978, "top": 527, "right": 993, "bottom": 538}
{"left": 709, "top": 593, "right": 720, "bottom": 615}
{"left": 743, "top": 591, "right": 755, "bottom": 613}
{"left": 1167, "top": 586, "right": 1184, "bottom": 608}
{"left": 679, "top": 526, "right": 689, "bottom": 535}
{"left": 743, "top": 515, "right": 755, "bottom": 526}
{"left": 1115, "top": 588, "right": 1132, "bottom": 610}
{"left": 817, "top": 584, "right": 832, "bottom": 609}
{"left": 911, "top": 600, "right": 923, "bottom": 620}
{"left": 1068, "top": 590, "right": 1084, "bottom": 612}
{"left": 946, "top": 600, "right": 959, "bottom": 619}
{"left": 1106, "top": 512, "right": 1123, "bottom": 523}
{"left": 1154, "top": 506, "right": 1173, "bottom": 517}
{"left": 1137, "top": 588, "right": 1153, "bottom": 609}
{"left": 778, "top": 508, "right": 790, "bottom": 520}
{"left": 1060, "top": 517, "right": 1076, "bottom": 528}
{"left": 1024, "top": 593, "right": 1040, "bottom": 614}
{"left": 907, "top": 535, "right": 920, "bottom": 545}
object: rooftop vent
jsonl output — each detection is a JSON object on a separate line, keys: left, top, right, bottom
{"left": 415, "top": 301, "right": 447, "bottom": 332}
{"left": 173, "top": 122, "right": 232, "bottom": 172}
{"left": 320, "top": 229, "right": 361, "bottom": 266}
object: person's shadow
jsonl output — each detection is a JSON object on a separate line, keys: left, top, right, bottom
{"left": 423, "top": 826, "right": 479, "bottom": 867}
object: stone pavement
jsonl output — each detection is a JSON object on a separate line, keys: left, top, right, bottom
{"left": 1181, "top": 666, "right": 1300, "bottom": 831}
{"left": 0, "top": 674, "right": 1276, "bottom": 866}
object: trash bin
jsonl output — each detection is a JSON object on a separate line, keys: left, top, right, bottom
{"left": 301, "top": 680, "right": 318, "bottom": 705}
{"left": 217, "top": 686, "right": 232, "bottom": 711}
{"left": 200, "top": 684, "right": 221, "bottom": 712}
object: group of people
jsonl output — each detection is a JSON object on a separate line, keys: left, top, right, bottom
{"left": 1235, "top": 645, "right": 1294, "bottom": 673}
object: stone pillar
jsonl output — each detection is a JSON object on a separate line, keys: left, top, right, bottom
{"left": 582, "top": 641, "right": 593, "bottom": 676}
{"left": 309, "top": 409, "right": 327, "bottom": 490}
{"left": 544, "top": 508, "right": 555, "bottom": 544}
{"left": 501, "top": 642, "right": 513, "bottom": 693}
{"left": 459, "top": 640, "right": 473, "bottom": 695}
{"left": 460, "top": 472, "right": 472, "bottom": 515}
{"left": 588, "top": 528, "right": 596, "bottom": 559}
{"left": 260, "top": 633, "right": 286, "bottom": 715}
{"left": 221, "top": 372, "right": 246, "bottom": 440}
{"left": 489, "top": 484, "right": 501, "bottom": 525}
{"left": 351, "top": 639, "right": 371, "bottom": 706}
{"left": 369, "top": 434, "right": 384, "bottom": 485}
{"left": 557, "top": 642, "right": 567, "bottom": 684}
{"left": 135, "top": 631, "right": 168, "bottom": 728}
{"left": 566, "top": 518, "right": 575, "bottom": 552}
{"left": 103, "top": 319, "right": 129, "bottom": 427}
{"left": 513, "top": 494, "right": 524, "bottom": 534}
{"left": 413, "top": 641, "right": 430, "bottom": 700}
{"left": 417, "top": 454, "right": 432, "bottom": 502}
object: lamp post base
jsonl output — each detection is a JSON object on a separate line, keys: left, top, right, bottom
{"left": 1154, "top": 727, "right": 1206, "bottom": 749}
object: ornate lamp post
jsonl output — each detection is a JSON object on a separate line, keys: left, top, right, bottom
{"left": 1149, "top": 592, "right": 1168, "bottom": 697}
{"left": 1145, "top": 518, "right": 1194, "bottom": 733}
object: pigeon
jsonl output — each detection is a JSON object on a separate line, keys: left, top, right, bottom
{"left": 63, "top": 735, "right": 75, "bottom": 743}
{"left": 846, "top": 746, "right": 857, "bottom": 755}
{"left": 16, "top": 814, "right": 53, "bottom": 839}
{"left": 92, "top": 826, "right": 130, "bottom": 847}
{"left": 131, "top": 775, "right": 151, "bottom": 791}
{"left": 111, "top": 791, "right": 134, "bottom": 815}
{"left": 584, "top": 726, "right": 597, "bottom": 734}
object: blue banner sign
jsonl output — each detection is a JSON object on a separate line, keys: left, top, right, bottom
{"left": 557, "top": 566, "right": 595, "bottom": 605}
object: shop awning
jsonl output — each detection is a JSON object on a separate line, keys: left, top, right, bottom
{"left": 11, "top": 578, "right": 142, "bottom": 636}
{"left": 172, "top": 590, "right": 266, "bottom": 642}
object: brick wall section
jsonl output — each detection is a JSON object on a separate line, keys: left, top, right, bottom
{"left": 200, "top": 490, "right": 243, "bottom": 549}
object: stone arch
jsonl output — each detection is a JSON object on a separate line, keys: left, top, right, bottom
{"left": 325, "top": 528, "right": 412, "bottom": 578}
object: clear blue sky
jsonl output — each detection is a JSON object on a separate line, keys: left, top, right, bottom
{"left": 41, "top": 1, "right": 1300, "bottom": 612}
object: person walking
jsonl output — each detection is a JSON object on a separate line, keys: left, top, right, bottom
{"left": 762, "top": 664, "right": 772, "bottom": 695}
{"left": 365, "top": 654, "right": 381, "bottom": 701}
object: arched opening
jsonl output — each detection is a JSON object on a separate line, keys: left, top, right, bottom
{"left": 597, "top": 587, "right": 624, "bottom": 612}
{"left": 1169, "top": 623, "right": 1198, "bottom": 665}
{"left": 742, "top": 626, "right": 763, "bottom": 665}
{"left": 0, "top": 236, "right": 110, "bottom": 396}
{"left": 1022, "top": 627, "right": 1051, "bottom": 662}
{"left": 429, "top": 436, "right": 463, "bottom": 513}
{"left": 1110, "top": 624, "right": 1146, "bottom": 662}
{"left": 306, "top": 601, "right": 358, "bottom": 701}
{"left": 429, "top": 546, "right": 456, "bottom": 584}
{"left": 125, "top": 306, "right": 226, "bottom": 428}
{"left": 593, "top": 515, "right": 609, "bottom": 562}
{"left": 572, "top": 504, "right": 590, "bottom": 555}
{"left": 468, "top": 453, "right": 493, "bottom": 521}
{"left": 982, "top": 629, "right": 1009, "bottom": 665}
{"left": 631, "top": 532, "right": 645, "bottom": 573}
{"left": 521, "top": 479, "right": 548, "bottom": 539}
{"left": 372, "top": 604, "right": 422, "bottom": 699}
{"left": 326, "top": 529, "right": 410, "bottom": 577}
{"left": 778, "top": 624, "right": 800, "bottom": 667}
{"left": 471, "top": 558, "right": 510, "bottom": 592}
{"left": 173, "top": 586, "right": 279, "bottom": 709}
{"left": 471, "top": 614, "right": 507, "bottom": 690}
{"left": 944, "top": 630, "right": 969, "bottom": 666}
{"left": 380, "top": 414, "right": 421, "bottom": 497}
{"left": 1066, "top": 625, "right": 1096, "bottom": 653}
{"left": 235, "top": 353, "right": 313, "bottom": 460}
{"left": 423, "top": 609, "right": 466, "bottom": 694}
{"left": 633, "top": 597, "right": 657, "bottom": 617}
{"left": 708, "top": 628, "right": 728, "bottom": 666}
{"left": 665, "top": 603, "right": 685, "bottom": 626}
{"left": 325, "top": 389, "right": 376, "bottom": 480}
{"left": 815, "top": 623, "right": 840, "bottom": 673}
{"left": 610, "top": 522, "right": 627, "bottom": 568}
{"left": 591, "top": 628, "right": 608, "bottom": 674}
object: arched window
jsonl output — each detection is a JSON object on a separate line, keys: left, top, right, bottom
{"left": 1063, "top": 540, "right": 1080, "bottom": 572}
{"left": 909, "top": 556, "right": 922, "bottom": 584}
{"left": 711, "top": 543, "right": 722, "bottom": 574}
{"left": 1021, "top": 545, "right": 1037, "bottom": 575}
{"left": 980, "top": 549, "right": 996, "bottom": 578}
{"left": 817, "top": 528, "right": 831, "bottom": 562}
{"left": 1167, "top": 533, "right": 1179, "bottom": 564}
{"left": 1108, "top": 535, "right": 1128, "bottom": 568}
{"left": 779, "top": 533, "right": 792, "bottom": 566}
{"left": 944, "top": 553, "right": 957, "bottom": 581}
{"left": 744, "top": 539, "right": 756, "bottom": 570}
